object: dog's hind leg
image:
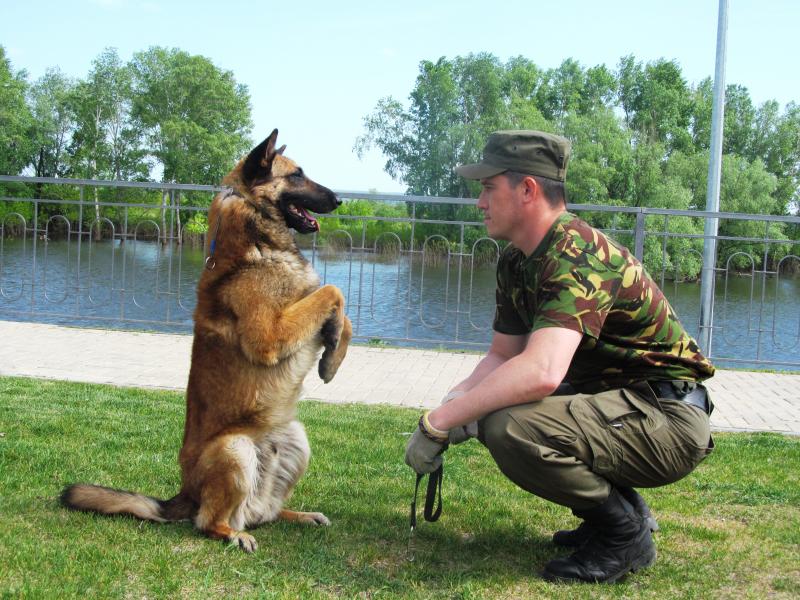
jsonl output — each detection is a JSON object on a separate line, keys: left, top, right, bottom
{"left": 193, "top": 434, "right": 260, "bottom": 552}
{"left": 252, "top": 421, "right": 330, "bottom": 527}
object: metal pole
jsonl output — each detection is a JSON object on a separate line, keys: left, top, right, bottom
{"left": 699, "top": 0, "right": 729, "bottom": 355}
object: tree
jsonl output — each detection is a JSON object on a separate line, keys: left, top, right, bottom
{"left": 129, "top": 46, "right": 252, "bottom": 185}
{"left": 723, "top": 84, "right": 756, "bottom": 157}
{"left": 129, "top": 47, "right": 253, "bottom": 243}
{"left": 68, "top": 48, "right": 150, "bottom": 237}
{"left": 616, "top": 55, "right": 643, "bottom": 130}
{"left": 357, "top": 54, "right": 507, "bottom": 199}
{"left": 688, "top": 77, "right": 713, "bottom": 151}
{"left": 356, "top": 49, "right": 798, "bottom": 263}
{"left": 69, "top": 48, "right": 148, "bottom": 182}
{"left": 0, "top": 46, "right": 35, "bottom": 177}
{"left": 28, "top": 68, "right": 76, "bottom": 180}
{"left": 562, "top": 107, "right": 634, "bottom": 206}
{"left": 754, "top": 101, "right": 800, "bottom": 213}
{"left": 716, "top": 155, "right": 789, "bottom": 270}
{"left": 536, "top": 58, "right": 589, "bottom": 126}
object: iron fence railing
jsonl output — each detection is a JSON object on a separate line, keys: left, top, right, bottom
{"left": 1, "top": 176, "right": 799, "bottom": 369}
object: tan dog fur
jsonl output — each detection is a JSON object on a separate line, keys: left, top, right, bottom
{"left": 62, "top": 130, "right": 351, "bottom": 552}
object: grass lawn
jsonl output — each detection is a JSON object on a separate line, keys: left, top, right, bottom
{"left": 0, "top": 376, "right": 798, "bottom": 599}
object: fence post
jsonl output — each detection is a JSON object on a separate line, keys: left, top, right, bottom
{"left": 633, "top": 211, "right": 645, "bottom": 261}
{"left": 699, "top": 0, "right": 729, "bottom": 357}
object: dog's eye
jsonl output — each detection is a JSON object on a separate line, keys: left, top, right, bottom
{"left": 290, "top": 169, "right": 304, "bottom": 181}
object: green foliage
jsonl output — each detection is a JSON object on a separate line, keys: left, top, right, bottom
{"left": 319, "top": 198, "right": 412, "bottom": 249}
{"left": 28, "top": 67, "right": 76, "bottom": 178}
{"left": 183, "top": 211, "right": 208, "bottom": 235}
{"left": 69, "top": 48, "right": 149, "bottom": 181}
{"left": 0, "top": 47, "right": 35, "bottom": 177}
{"left": 357, "top": 52, "right": 800, "bottom": 273}
{"left": 130, "top": 46, "right": 253, "bottom": 185}
{"left": 0, "top": 43, "right": 253, "bottom": 192}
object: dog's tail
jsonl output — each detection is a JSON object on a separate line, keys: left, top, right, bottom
{"left": 60, "top": 483, "right": 195, "bottom": 523}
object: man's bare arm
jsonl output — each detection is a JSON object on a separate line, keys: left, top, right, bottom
{"left": 429, "top": 326, "right": 583, "bottom": 431}
{"left": 449, "top": 332, "right": 528, "bottom": 394}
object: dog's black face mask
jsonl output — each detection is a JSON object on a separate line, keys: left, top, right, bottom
{"left": 278, "top": 180, "right": 340, "bottom": 234}
{"left": 242, "top": 129, "right": 341, "bottom": 234}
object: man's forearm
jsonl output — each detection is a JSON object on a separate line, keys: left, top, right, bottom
{"left": 451, "top": 352, "right": 509, "bottom": 394}
{"left": 427, "top": 327, "right": 582, "bottom": 431}
{"left": 429, "top": 352, "right": 554, "bottom": 430}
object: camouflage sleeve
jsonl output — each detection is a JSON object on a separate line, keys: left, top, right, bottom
{"left": 531, "top": 244, "right": 619, "bottom": 338}
{"left": 492, "top": 247, "right": 529, "bottom": 335}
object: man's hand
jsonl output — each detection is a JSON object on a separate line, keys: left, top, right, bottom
{"left": 404, "top": 412, "right": 448, "bottom": 474}
{"left": 440, "top": 390, "right": 478, "bottom": 444}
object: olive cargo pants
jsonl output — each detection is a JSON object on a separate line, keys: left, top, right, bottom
{"left": 478, "top": 384, "right": 714, "bottom": 510}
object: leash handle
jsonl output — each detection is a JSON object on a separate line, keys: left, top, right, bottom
{"left": 407, "top": 452, "right": 446, "bottom": 562}
{"left": 424, "top": 465, "right": 443, "bottom": 522}
{"left": 410, "top": 463, "right": 444, "bottom": 527}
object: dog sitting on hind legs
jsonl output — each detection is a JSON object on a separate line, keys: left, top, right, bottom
{"left": 61, "top": 129, "right": 352, "bottom": 552}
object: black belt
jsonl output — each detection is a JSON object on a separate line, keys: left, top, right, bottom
{"left": 553, "top": 380, "right": 712, "bottom": 415}
{"left": 648, "top": 381, "right": 712, "bottom": 415}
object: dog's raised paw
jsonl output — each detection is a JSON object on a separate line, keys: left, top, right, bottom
{"left": 318, "top": 342, "right": 347, "bottom": 383}
{"left": 320, "top": 312, "right": 342, "bottom": 350}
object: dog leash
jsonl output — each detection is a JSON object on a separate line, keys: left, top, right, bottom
{"left": 205, "top": 188, "right": 235, "bottom": 270}
{"left": 205, "top": 216, "right": 223, "bottom": 270}
{"left": 407, "top": 455, "right": 446, "bottom": 561}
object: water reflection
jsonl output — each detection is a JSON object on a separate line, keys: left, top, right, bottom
{"left": 1, "top": 238, "right": 798, "bottom": 369}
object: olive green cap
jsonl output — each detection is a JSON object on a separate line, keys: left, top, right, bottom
{"left": 455, "top": 130, "right": 571, "bottom": 181}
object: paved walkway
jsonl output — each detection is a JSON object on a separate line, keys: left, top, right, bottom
{"left": 1, "top": 320, "right": 799, "bottom": 435}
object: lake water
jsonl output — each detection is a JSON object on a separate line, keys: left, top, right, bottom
{"left": 1, "top": 238, "right": 798, "bottom": 370}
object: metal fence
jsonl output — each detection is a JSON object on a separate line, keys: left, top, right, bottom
{"left": 1, "top": 175, "right": 799, "bottom": 369}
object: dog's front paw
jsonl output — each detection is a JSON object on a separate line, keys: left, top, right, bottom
{"left": 318, "top": 310, "right": 345, "bottom": 383}
{"left": 318, "top": 347, "right": 338, "bottom": 383}
{"left": 320, "top": 311, "right": 343, "bottom": 351}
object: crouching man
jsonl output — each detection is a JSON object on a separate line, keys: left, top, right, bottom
{"left": 405, "top": 130, "right": 715, "bottom": 583}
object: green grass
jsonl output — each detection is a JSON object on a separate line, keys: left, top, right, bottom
{"left": 1, "top": 376, "right": 798, "bottom": 599}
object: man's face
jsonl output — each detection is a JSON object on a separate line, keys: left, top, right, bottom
{"left": 476, "top": 173, "right": 523, "bottom": 241}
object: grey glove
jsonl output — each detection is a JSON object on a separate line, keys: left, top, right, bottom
{"left": 440, "top": 390, "right": 478, "bottom": 445}
{"left": 405, "top": 418, "right": 447, "bottom": 474}
{"left": 404, "top": 428, "right": 445, "bottom": 474}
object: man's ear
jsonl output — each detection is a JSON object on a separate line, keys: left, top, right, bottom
{"left": 242, "top": 129, "right": 280, "bottom": 184}
{"left": 521, "top": 175, "right": 539, "bottom": 202}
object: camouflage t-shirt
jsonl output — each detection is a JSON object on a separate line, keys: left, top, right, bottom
{"left": 493, "top": 212, "right": 715, "bottom": 392}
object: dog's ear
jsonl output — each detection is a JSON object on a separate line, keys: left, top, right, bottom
{"left": 242, "top": 129, "right": 280, "bottom": 184}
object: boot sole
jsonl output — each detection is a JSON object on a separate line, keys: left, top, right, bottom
{"left": 543, "top": 546, "right": 657, "bottom": 584}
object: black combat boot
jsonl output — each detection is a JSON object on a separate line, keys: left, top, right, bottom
{"left": 543, "top": 488, "right": 657, "bottom": 583}
{"left": 551, "top": 486, "right": 659, "bottom": 547}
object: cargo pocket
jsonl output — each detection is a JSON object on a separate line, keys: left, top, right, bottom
{"left": 620, "top": 389, "right": 713, "bottom": 486}
{"left": 567, "top": 389, "right": 648, "bottom": 479}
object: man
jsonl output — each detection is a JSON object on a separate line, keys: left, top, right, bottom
{"left": 405, "top": 130, "right": 715, "bottom": 584}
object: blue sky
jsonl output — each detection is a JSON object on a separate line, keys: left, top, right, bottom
{"left": 2, "top": 0, "right": 798, "bottom": 193}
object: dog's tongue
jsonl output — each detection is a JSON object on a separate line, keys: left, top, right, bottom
{"left": 296, "top": 205, "right": 319, "bottom": 231}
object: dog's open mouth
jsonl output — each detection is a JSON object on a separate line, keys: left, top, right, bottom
{"left": 286, "top": 203, "right": 319, "bottom": 233}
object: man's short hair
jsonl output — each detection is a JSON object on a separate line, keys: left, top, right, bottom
{"left": 504, "top": 170, "right": 567, "bottom": 208}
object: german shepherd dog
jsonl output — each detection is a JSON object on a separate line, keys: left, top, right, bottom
{"left": 62, "top": 129, "right": 352, "bottom": 552}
